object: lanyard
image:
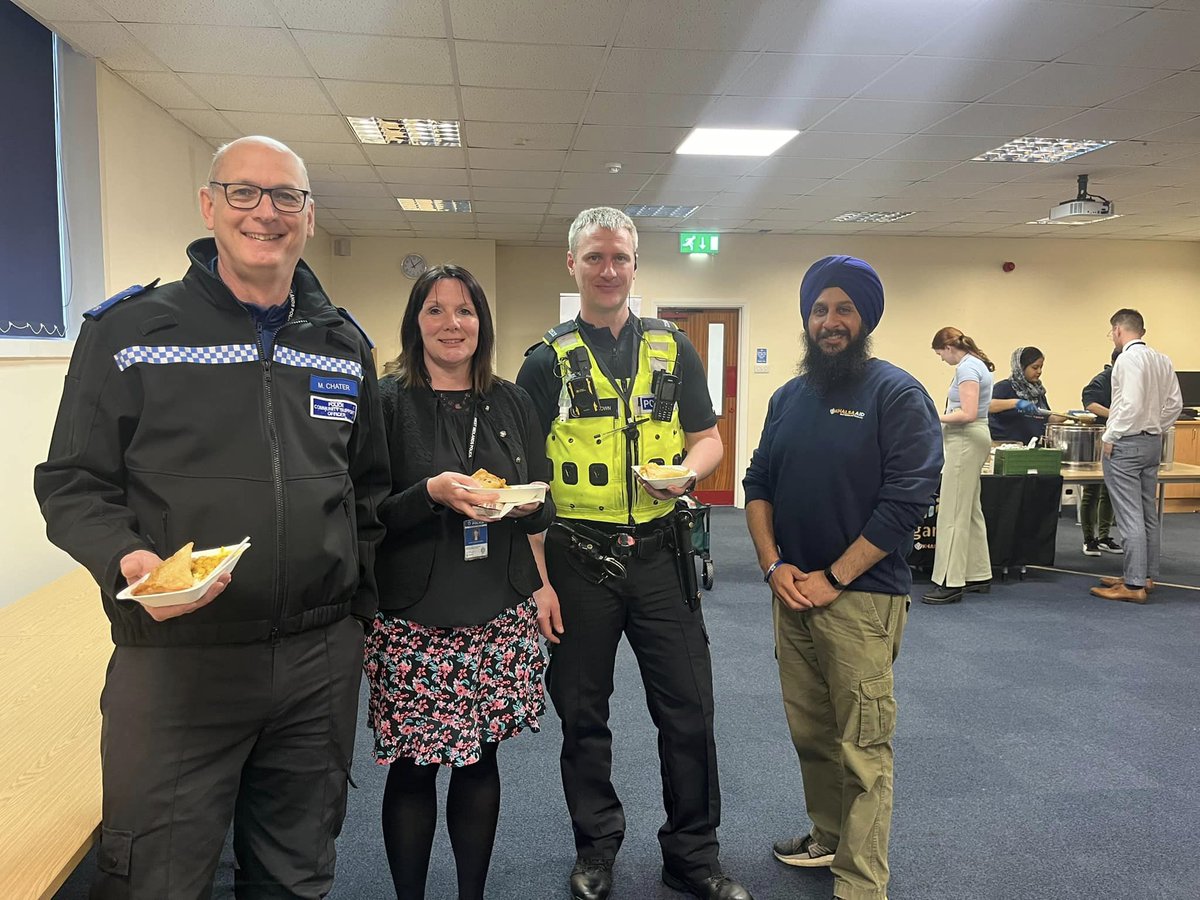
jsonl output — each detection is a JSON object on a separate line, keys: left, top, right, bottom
{"left": 431, "top": 382, "right": 480, "bottom": 472}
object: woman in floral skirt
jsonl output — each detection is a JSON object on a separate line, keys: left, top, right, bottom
{"left": 366, "top": 264, "right": 559, "bottom": 899}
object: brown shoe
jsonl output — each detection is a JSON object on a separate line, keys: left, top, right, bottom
{"left": 1099, "top": 576, "right": 1154, "bottom": 592}
{"left": 1090, "top": 583, "right": 1148, "bottom": 604}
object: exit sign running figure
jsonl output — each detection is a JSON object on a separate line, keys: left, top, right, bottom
{"left": 679, "top": 232, "right": 719, "bottom": 254}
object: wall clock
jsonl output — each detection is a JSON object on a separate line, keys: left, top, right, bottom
{"left": 401, "top": 253, "right": 427, "bottom": 279}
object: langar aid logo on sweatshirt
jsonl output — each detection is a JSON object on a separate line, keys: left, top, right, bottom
{"left": 829, "top": 407, "right": 866, "bottom": 420}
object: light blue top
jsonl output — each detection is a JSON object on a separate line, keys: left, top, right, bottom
{"left": 946, "top": 354, "right": 993, "bottom": 420}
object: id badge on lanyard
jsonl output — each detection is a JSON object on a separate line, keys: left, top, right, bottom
{"left": 464, "top": 519, "right": 488, "bottom": 560}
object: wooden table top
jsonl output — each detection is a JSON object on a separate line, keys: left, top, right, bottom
{"left": 1060, "top": 461, "right": 1200, "bottom": 483}
{"left": 0, "top": 568, "right": 110, "bottom": 900}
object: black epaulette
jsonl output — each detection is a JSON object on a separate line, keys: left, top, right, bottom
{"left": 542, "top": 319, "right": 580, "bottom": 344}
{"left": 523, "top": 341, "right": 544, "bottom": 358}
{"left": 336, "top": 306, "right": 375, "bottom": 348}
{"left": 84, "top": 279, "right": 160, "bottom": 320}
{"left": 639, "top": 317, "right": 678, "bottom": 333}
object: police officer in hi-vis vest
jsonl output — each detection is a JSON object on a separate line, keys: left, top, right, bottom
{"left": 517, "top": 208, "right": 752, "bottom": 900}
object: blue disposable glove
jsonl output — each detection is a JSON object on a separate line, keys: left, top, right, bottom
{"left": 1016, "top": 399, "right": 1039, "bottom": 415}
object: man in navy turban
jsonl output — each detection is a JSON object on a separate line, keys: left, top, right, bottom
{"left": 743, "top": 254, "right": 942, "bottom": 900}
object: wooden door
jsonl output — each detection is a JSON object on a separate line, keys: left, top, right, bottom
{"left": 657, "top": 307, "right": 739, "bottom": 505}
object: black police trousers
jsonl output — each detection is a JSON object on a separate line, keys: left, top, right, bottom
{"left": 90, "top": 616, "right": 363, "bottom": 900}
{"left": 545, "top": 527, "right": 722, "bottom": 880}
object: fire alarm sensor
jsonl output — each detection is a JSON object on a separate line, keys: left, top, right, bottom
{"left": 1002, "top": 261, "right": 1016, "bottom": 272}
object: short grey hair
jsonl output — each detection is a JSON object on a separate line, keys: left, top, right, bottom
{"left": 568, "top": 206, "right": 638, "bottom": 254}
{"left": 207, "top": 135, "right": 310, "bottom": 188}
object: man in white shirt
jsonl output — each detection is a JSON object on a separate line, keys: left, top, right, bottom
{"left": 1091, "top": 308, "right": 1182, "bottom": 603}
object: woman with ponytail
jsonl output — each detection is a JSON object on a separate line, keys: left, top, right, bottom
{"left": 924, "top": 327, "right": 995, "bottom": 604}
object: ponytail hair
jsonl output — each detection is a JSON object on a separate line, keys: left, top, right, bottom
{"left": 931, "top": 326, "right": 995, "bottom": 372}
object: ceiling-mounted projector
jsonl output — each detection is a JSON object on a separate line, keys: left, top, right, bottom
{"left": 1048, "top": 174, "right": 1116, "bottom": 224}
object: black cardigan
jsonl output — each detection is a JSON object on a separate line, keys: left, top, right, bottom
{"left": 374, "top": 375, "right": 555, "bottom": 617}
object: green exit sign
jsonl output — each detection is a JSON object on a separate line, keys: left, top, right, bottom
{"left": 679, "top": 232, "right": 720, "bottom": 255}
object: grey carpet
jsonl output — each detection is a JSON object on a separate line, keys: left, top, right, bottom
{"left": 56, "top": 507, "right": 1200, "bottom": 899}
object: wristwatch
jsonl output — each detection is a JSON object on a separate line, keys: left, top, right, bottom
{"left": 824, "top": 566, "right": 847, "bottom": 591}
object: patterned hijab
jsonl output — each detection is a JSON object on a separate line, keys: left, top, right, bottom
{"left": 1008, "top": 346, "right": 1047, "bottom": 405}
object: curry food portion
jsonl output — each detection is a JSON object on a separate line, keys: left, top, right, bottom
{"left": 130, "top": 542, "right": 234, "bottom": 596}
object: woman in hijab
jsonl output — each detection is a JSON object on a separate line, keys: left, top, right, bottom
{"left": 988, "top": 346, "right": 1066, "bottom": 442}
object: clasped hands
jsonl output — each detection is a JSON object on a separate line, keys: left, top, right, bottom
{"left": 767, "top": 562, "right": 842, "bottom": 610}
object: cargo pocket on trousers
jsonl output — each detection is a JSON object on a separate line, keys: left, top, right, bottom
{"left": 97, "top": 827, "right": 133, "bottom": 877}
{"left": 857, "top": 671, "right": 897, "bottom": 748}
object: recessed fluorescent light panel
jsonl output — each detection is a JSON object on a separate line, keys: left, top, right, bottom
{"left": 831, "top": 211, "right": 916, "bottom": 223}
{"left": 676, "top": 128, "right": 799, "bottom": 156}
{"left": 624, "top": 204, "right": 699, "bottom": 218}
{"left": 348, "top": 116, "right": 462, "bottom": 147}
{"left": 973, "top": 137, "right": 1112, "bottom": 163}
{"left": 397, "top": 198, "right": 472, "bottom": 212}
{"left": 1025, "top": 214, "right": 1123, "bottom": 226}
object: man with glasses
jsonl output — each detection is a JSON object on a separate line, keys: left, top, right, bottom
{"left": 35, "top": 136, "right": 390, "bottom": 898}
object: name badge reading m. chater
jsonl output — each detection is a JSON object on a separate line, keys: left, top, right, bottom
{"left": 464, "top": 519, "right": 489, "bottom": 561}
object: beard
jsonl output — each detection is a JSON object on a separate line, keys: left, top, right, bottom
{"left": 800, "top": 326, "right": 872, "bottom": 397}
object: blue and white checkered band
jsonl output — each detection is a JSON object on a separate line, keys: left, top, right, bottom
{"left": 114, "top": 344, "right": 259, "bottom": 372}
{"left": 273, "top": 346, "right": 363, "bottom": 378}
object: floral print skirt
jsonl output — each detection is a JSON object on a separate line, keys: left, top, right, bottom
{"left": 364, "top": 598, "right": 546, "bottom": 767}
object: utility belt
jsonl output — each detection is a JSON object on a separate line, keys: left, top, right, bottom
{"left": 551, "top": 505, "right": 701, "bottom": 609}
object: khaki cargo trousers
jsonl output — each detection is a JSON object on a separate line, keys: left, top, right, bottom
{"left": 774, "top": 590, "right": 908, "bottom": 900}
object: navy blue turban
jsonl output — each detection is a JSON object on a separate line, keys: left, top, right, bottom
{"left": 799, "top": 255, "right": 885, "bottom": 335}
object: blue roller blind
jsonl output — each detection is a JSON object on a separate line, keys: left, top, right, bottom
{"left": 0, "top": 1, "right": 65, "bottom": 339}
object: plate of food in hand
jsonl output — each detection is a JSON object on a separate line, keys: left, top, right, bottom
{"left": 456, "top": 468, "right": 549, "bottom": 518}
{"left": 117, "top": 537, "right": 251, "bottom": 607}
{"left": 633, "top": 462, "right": 695, "bottom": 490}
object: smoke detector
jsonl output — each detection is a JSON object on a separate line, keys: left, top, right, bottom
{"left": 605, "top": 161, "right": 623, "bottom": 174}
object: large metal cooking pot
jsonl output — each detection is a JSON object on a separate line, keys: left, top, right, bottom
{"left": 1042, "top": 424, "right": 1105, "bottom": 467}
{"left": 1161, "top": 426, "right": 1175, "bottom": 470}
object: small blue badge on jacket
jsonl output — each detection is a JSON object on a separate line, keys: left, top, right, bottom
{"left": 311, "top": 396, "right": 357, "bottom": 422}
{"left": 310, "top": 374, "right": 359, "bottom": 397}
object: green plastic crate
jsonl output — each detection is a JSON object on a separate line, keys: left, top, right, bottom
{"left": 992, "top": 447, "right": 1063, "bottom": 476}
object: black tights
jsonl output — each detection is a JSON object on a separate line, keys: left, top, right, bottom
{"left": 381, "top": 743, "right": 501, "bottom": 900}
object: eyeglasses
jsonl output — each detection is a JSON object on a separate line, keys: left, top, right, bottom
{"left": 209, "top": 181, "right": 311, "bottom": 213}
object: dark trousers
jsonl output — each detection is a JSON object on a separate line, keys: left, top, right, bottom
{"left": 545, "top": 531, "right": 721, "bottom": 879}
{"left": 1080, "top": 483, "right": 1115, "bottom": 541}
{"left": 91, "top": 617, "right": 363, "bottom": 900}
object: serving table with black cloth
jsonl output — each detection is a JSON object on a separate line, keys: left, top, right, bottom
{"left": 910, "top": 474, "right": 1063, "bottom": 576}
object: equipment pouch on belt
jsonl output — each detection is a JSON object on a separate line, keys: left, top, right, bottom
{"left": 670, "top": 503, "right": 701, "bottom": 610}
{"left": 550, "top": 520, "right": 627, "bottom": 583}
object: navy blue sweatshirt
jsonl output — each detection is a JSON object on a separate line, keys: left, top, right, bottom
{"left": 743, "top": 359, "right": 943, "bottom": 596}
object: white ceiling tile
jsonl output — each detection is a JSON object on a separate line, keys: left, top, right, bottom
{"left": 466, "top": 149, "right": 567, "bottom": 171}
{"left": 931, "top": 161, "right": 1035, "bottom": 183}
{"left": 364, "top": 145, "right": 468, "bottom": 167}
{"left": 97, "top": 0, "right": 276, "bottom": 26}
{"left": 923, "top": 104, "right": 1083, "bottom": 136}
{"left": 1059, "top": 8, "right": 1200, "bottom": 68}
{"left": 309, "top": 181, "right": 391, "bottom": 197}
{"left": 461, "top": 88, "right": 588, "bottom": 124}
{"left": 117, "top": 71, "right": 207, "bottom": 109}
{"left": 1043, "top": 107, "right": 1196, "bottom": 141}
{"left": 638, "top": 175, "right": 737, "bottom": 194}
{"left": 765, "top": 0, "right": 972, "bottom": 55}
{"left": 613, "top": 0, "right": 790, "bottom": 51}
{"left": 323, "top": 199, "right": 408, "bottom": 212}
{"left": 563, "top": 151, "right": 670, "bottom": 175}
{"left": 287, "top": 141, "right": 370, "bottom": 165}
{"left": 472, "top": 170, "right": 561, "bottom": 189}
{"left": 659, "top": 156, "right": 768, "bottom": 177}
{"left": 470, "top": 200, "right": 552, "bottom": 213}
{"left": 730, "top": 54, "right": 900, "bottom": 98}
{"left": 383, "top": 182, "right": 469, "bottom": 197}
{"left": 773, "top": 132, "right": 907, "bottom": 159}
{"left": 750, "top": 157, "right": 864, "bottom": 179}
{"left": 552, "top": 189, "right": 637, "bottom": 206}
{"left": 839, "top": 159, "right": 955, "bottom": 181}
{"left": 815, "top": 100, "right": 968, "bottom": 134}
{"left": 574, "top": 125, "right": 690, "bottom": 153}
{"left": 889, "top": 180, "right": 999, "bottom": 199}
{"left": 917, "top": 1, "right": 1140, "bottom": 61}
{"left": 123, "top": 24, "right": 307, "bottom": 75}
{"left": 295, "top": 33, "right": 452, "bottom": 83}
{"left": 557, "top": 172, "right": 650, "bottom": 192}
{"left": 984, "top": 63, "right": 1176, "bottom": 108}
{"left": 180, "top": 74, "right": 335, "bottom": 114}
{"left": 717, "top": 177, "right": 827, "bottom": 196}
{"left": 220, "top": 112, "right": 351, "bottom": 143}
{"left": 474, "top": 213, "right": 547, "bottom": 225}
{"left": 876, "top": 134, "right": 1007, "bottom": 161}
{"left": 1137, "top": 117, "right": 1200, "bottom": 143}
{"left": 1106, "top": 72, "right": 1200, "bottom": 112}
{"left": 19, "top": 0, "right": 111, "bottom": 22}
{"left": 860, "top": 57, "right": 1041, "bottom": 103}
{"left": 448, "top": 0, "right": 623, "bottom": 44}
{"left": 599, "top": 48, "right": 755, "bottom": 94}
{"left": 698, "top": 97, "right": 842, "bottom": 130}
{"left": 323, "top": 82, "right": 459, "bottom": 119}
{"left": 629, "top": 188, "right": 719, "bottom": 205}
{"left": 306, "top": 164, "right": 379, "bottom": 183}
{"left": 273, "top": 0, "right": 444, "bottom": 36}
{"left": 55, "top": 22, "right": 166, "bottom": 70}
{"left": 377, "top": 167, "right": 470, "bottom": 186}
{"left": 167, "top": 108, "right": 237, "bottom": 138}
{"left": 471, "top": 186, "right": 554, "bottom": 203}
{"left": 456, "top": 42, "right": 605, "bottom": 91}
{"left": 464, "top": 122, "right": 576, "bottom": 151}
{"left": 584, "top": 93, "right": 713, "bottom": 128}
{"left": 1072, "top": 141, "right": 1200, "bottom": 166}
{"left": 806, "top": 179, "right": 916, "bottom": 198}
